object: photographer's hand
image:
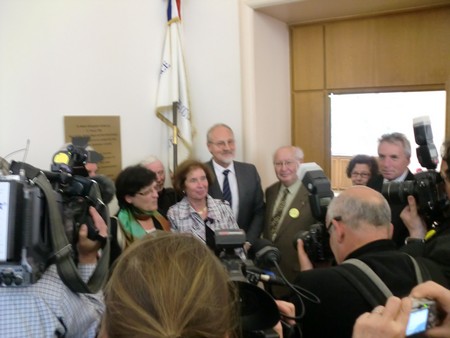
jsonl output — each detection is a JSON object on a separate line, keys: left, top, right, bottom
{"left": 77, "top": 206, "right": 108, "bottom": 264}
{"left": 296, "top": 239, "right": 313, "bottom": 271}
{"left": 274, "top": 300, "right": 297, "bottom": 338}
{"left": 352, "top": 296, "right": 412, "bottom": 338}
{"left": 410, "top": 281, "right": 450, "bottom": 338}
{"left": 400, "top": 195, "right": 427, "bottom": 239}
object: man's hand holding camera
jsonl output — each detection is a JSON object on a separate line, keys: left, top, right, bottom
{"left": 296, "top": 239, "right": 314, "bottom": 271}
{"left": 400, "top": 195, "right": 428, "bottom": 240}
{"left": 77, "top": 206, "right": 108, "bottom": 264}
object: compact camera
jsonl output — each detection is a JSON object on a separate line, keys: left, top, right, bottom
{"left": 406, "top": 298, "right": 438, "bottom": 337}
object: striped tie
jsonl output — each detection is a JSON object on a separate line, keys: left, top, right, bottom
{"left": 222, "top": 169, "right": 232, "bottom": 206}
{"left": 270, "top": 188, "right": 289, "bottom": 241}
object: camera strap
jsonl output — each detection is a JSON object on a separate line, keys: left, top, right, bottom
{"left": 11, "top": 161, "right": 110, "bottom": 293}
{"left": 338, "top": 254, "right": 428, "bottom": 308}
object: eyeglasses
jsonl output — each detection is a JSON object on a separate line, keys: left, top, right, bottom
{"left": 351, "top": 172, "right": 370, "bottom": 178}
{"left": 136, "top": 188, "right": 154, "bottom": 197}
{"left": 326, "top": 216, "right": 342, "bottom": 233}
{"left": 208, "top": 140, "right": 235, "bottom": 148}
{"left": 274, "top": 160, "right": 297, "bottom": 168}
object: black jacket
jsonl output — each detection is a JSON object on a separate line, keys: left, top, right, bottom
{"left": 290, "top": 239, "right": 447, "bottom": 338}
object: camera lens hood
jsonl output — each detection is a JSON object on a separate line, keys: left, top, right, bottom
{"left": 235, "top": 281, "right": 280, "bottom": 332}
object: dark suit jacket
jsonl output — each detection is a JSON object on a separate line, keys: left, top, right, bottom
{"left": 158, "top": 187, "right": 178, "bottom": 218}
{"left": 263, "top": 181, "right": 316, "bottom": 287}
{"left": 367, "top": 171, "right": 416, "bottom": 247}
{"left": 206, "top": 160, "right": 265, "bottom": 244}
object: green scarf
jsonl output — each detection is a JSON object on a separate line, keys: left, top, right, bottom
{"left": 118, "top": 207, "right": 157, "bottom": 239}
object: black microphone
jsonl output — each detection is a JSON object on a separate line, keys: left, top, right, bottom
{"left": 245, "top": 266, "right": 286, "bottom": 286}
{"left": 249, "top": 238, "right": 281, "bottom": 268}
{"left": 91, "top": 175, "right": 116, "bottom": 204}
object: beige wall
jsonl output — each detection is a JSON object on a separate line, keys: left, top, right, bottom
{"left": 240, "top": 2, "right": 291, "bottom": 189}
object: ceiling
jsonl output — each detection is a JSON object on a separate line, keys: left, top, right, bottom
{"left": 245, "top": 0, "right": 450, "bottom": 25}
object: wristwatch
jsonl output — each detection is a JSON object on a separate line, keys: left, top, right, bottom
{"left": 404, "top": 237, "right": 425, "bottom": 245}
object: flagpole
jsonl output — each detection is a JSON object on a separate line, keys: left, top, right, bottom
{"left": 172, "top": 101, "right": 178, "bottom": 170}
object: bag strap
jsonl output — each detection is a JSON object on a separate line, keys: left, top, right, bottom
{"left": 339, "top": 254, "right": 429, "bottom": 309}
{"left": 338, "top": 259, "right": 392, "bottom": 308}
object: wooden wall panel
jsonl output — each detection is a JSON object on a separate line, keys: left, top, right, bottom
{"left": 291, "top": 25, "right": 324, "bottom": 91}
{"left": 292, "top": 91, "right": 329, "bottom": 172}
{"left": 331, "top": 156, "right": 352, "bottom": 191}
{"left": 291, "top": 6, "right": 450, "bottom": 185}
{"left": 325, "top": 8, "right": 450, "bottom": 89}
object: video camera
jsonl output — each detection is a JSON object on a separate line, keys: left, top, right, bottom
{"left": 0, "top": 141, "right": 109, "bottom": 290}
{"left": 214, "top": 229, "right": 281, "bottom": 338}
{"left": 293, "top": 164, "right": 335, "bottom": 263}
{"left": 382, "top": 116, "right": 449, "bottom": 226}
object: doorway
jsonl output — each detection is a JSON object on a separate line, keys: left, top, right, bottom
{"left": 330, "top": 90, "right": 446, "bottom": 190}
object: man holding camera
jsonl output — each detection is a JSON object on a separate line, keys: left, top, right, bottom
{"left": 291, "top": 185, "right": 447, "bottom": 338}
{"left": 367, "top": 132, "right": 415, "bottom": 247}
{"left": 399, "top": 139, "right": 450, "bottom": 286}
{"left": 262, "top": 145, "right": 316, "bottom": 292}
{"left": 0, "top": 206, "right": 107, "bottom": 338}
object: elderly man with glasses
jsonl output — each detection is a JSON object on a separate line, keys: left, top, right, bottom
{"left": 262, "top": 145, "right": 316, "bottom": 297}
{"left": 289, "top": 185, "right": 447, "bottom": 338}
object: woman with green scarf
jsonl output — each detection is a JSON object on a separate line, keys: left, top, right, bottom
{"left": 112, "top": 165, "right": 170, "bottom": 260}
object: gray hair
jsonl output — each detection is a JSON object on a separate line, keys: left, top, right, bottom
{"left": 273, "top": 145, "right": 304, "bottom": 162}
{"left": 140, "top": 155, "right": 161, "bottom": 167}
{"left": 378, "top": 132, "right": 411, "bottom": 159}
{"left": 327, "top": 189, "right": 391, "bottom": 230}
{"left": 206, "top": 123, "right": 234, "bottom": 143}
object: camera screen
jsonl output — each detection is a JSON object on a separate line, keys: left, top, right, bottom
{"left": 406, "top": 307, "right": 429, "bottom": 336}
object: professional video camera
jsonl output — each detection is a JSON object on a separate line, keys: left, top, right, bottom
{"left": 382, "top": 116, "right": 449, "bottom": 227}
{"left": 292, "top": 164, "right": 335, "bottom": 263}
{"left": 214, "top": 229, "right": 281, "bottom": 338}
{"left": 0, "top": 141, "right": 110, "bottom": 292}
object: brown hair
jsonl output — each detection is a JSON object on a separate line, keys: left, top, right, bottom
{"left": 172, "top": 159, "right": 214, "bottom": 196}
{"left": 101, "top": 232, "right": 239, "bottom": 338}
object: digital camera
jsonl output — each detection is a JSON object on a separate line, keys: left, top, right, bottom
{"left": 406, "top": 298, "right": 438, "bottom": 337}
{"left": 382, "top": 116, "right": 449, "bottom": 226}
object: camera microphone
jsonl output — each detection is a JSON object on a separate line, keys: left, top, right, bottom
{"left": 91, "top": 175, "right": 116, "bottom": 205}
{"left": 249, "top": 238, "right": 281, "bottom": 268}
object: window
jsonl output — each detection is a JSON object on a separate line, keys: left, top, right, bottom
{"left": 330, "top": 91, "right": 446, "bottom": 173}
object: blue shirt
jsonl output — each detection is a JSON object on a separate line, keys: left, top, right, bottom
{"left": 0, "top": 264, "right": 104, "bottom": 338}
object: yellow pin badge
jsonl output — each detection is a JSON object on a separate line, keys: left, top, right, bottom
{"left": 289, "top": 208, "right": 300, "bottom": 219}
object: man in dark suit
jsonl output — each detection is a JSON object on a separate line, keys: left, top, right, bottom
{"left": 263, "top": 146, "right": 316, "bottom": 289}
{"left": 205, "top": 123, "right": 265, "bottom": 249}
{"left": 367, "top": 132, "right": 415, "bottom": 247}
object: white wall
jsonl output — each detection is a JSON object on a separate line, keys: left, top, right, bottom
{"left": 0, "top": 0, "right": 290, "bottom": 190}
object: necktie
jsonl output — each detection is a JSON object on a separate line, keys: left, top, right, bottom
{"left": 222, "top": 169, "right": 232, "bottom": 206}
{"left": 270, "top": 188, "right": 289, "bottom": 241}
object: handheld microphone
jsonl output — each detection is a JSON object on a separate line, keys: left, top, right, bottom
{"left": 249, "top": 238, "right": 281, "bottom": 268}
{"left": 90, "top": 175, "right": 116, "bottom": 204}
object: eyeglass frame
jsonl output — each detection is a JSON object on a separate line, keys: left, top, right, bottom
{"left": 350, "top": 172, "right": 370, "bottom": 178}
{"left": 208, "top": 139, "right": 235, "bottom": 148}
{"left": 326, "top": 216, "right": 342, "bottom": 233}
{"left": 273, "top": 160, "right": 298, "bottom": 168}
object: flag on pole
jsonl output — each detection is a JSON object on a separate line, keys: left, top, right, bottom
{"left": 156, "top": 0, "right": 193, "bottom": 173}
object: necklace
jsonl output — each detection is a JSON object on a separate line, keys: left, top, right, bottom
{"left": 195, "top": 206, "right": 208, "bottom": 214}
